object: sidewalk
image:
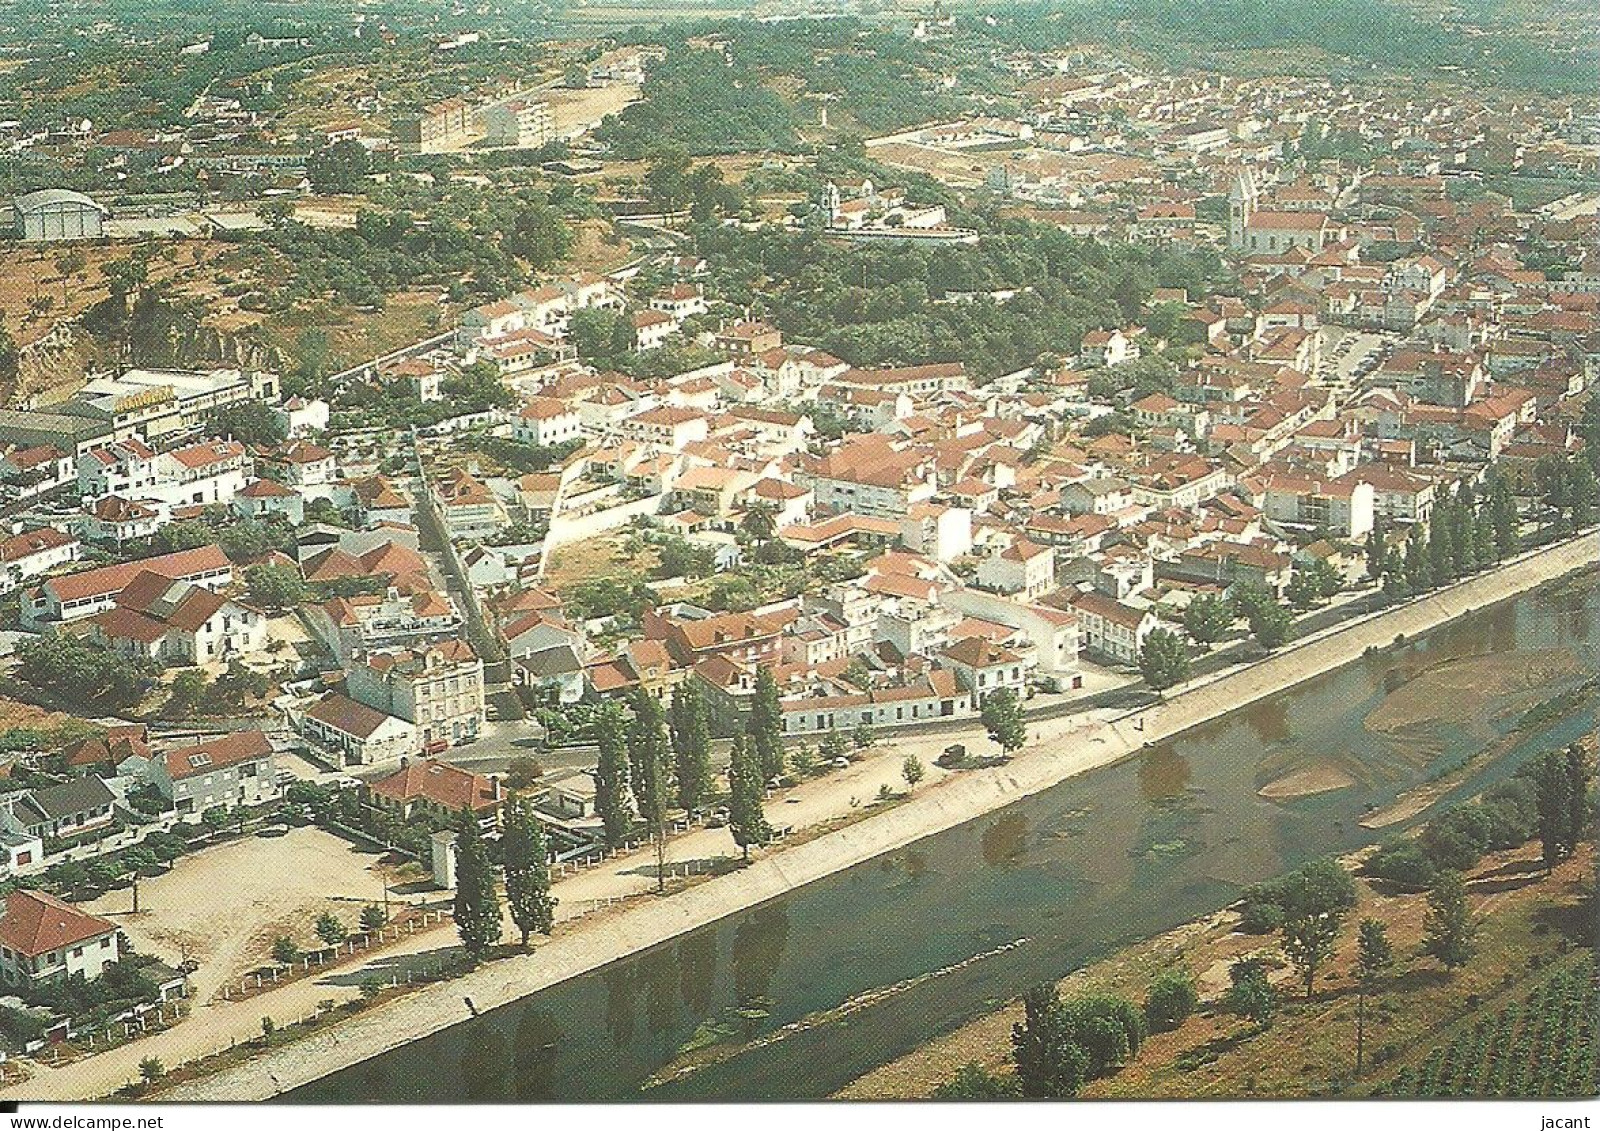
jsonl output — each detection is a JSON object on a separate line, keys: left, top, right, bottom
{"left": 8, "top": 531, "right": 1595, "bottom": 1103}
{"left": 144, "top": 530, "right": 1597, "bottom": 1104}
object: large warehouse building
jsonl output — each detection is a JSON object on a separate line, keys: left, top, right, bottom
{"left": 11, "top": 189, "right": 108, "bottom": 241}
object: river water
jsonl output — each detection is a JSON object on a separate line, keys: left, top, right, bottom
{"left": 289, "top": 574, "right": 1600, "bottom": 1103}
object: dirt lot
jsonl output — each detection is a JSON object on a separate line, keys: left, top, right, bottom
{"left": 84, "top": 825, "right": 401, "bottom": 1002}
{"left": 546, "top": 81, "right": 640, "bottom": 136}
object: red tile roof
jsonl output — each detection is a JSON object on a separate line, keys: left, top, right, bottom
{"left": 0, "top": 890, "right": 117, "bottom": 958}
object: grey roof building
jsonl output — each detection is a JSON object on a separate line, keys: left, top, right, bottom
{"left": 12, "top": 189, "right": 108, "bottom": 242}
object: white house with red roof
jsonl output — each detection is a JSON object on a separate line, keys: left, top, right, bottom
{"left": 86, "top": 569, "right": 267, "bottom": 664}
{"left": 0, "top": 890, "right": 120, "bottom": 987}
{"left": 513, "top": 397, "right": 582, "bottom": 447}
{"left": 976, "top": 537, "right": 1056, "bottom": 600}
{"left": 0, "top": 527, "right": 80, "bottom": 593}
{"left": 23, "top": 543, "right": 233, "bottom": 628}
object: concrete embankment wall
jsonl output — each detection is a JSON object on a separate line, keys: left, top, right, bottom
{"left": 165, "top": 532, "right": 1599, "bottom": 1101}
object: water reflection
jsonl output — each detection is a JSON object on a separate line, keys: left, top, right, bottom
{"left": 286, "top": 577, "right": 1599, "bottom": 1104}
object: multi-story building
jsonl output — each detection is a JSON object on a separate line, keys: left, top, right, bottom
{"left": 149, "top": 730, "right": 280, "bottom": 816}
{"left": 0, "top": 890, "right": 120, "bottom": 988}
{"left": 347, "top": 640, "right": 486, "bottom": 752}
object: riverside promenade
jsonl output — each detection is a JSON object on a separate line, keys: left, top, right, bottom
{"left": 33, "top": 531, "right": 1600, "bottom": 1103}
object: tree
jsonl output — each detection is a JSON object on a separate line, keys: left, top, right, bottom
{"left": 360, "top": 904, "right": 387, "bottom": 932}
{"left": 1248, "top": 599, "right": 1293, "bottom": 651}
{"left": 1225, "top": 957, "right": 1277, "bottom": 1025}
{"left": 139, "top": 1056, "right": 165, "bottom": 1085}
{"left": 502, "top": 795, "right": 556, "bottom": 946}
{"left": 211, "top": 400, "right": 288, "bottom": 446}
{"left": 628, "top": 689, "right": 673, "bottom": 892}
{"left": 1533, "top": 750, "right": 1577, "bottom": 872}
{"left": 669, "top": 682, "right": 712, "bottom": 816}
{"left": 593, "top": 703, "right": 635, "bottom": 850}
{"left": 272, "top": 936, "right": 300, "bottom": 966}
{"left": 727, "top": 732, "right": 771, "bottom": 861}
{"left": 1563, "top": 744, "right": 1591, "bottom": 853}
{"left": 1354, "top": 918, "right": 1393, "bottom": 1075}
{"left": 1138, "top": 627, "right": 1190, "bottom": 693}
{"left": 748, "top": 668, "right": 785, "bottom": 781}
{"left": 1182, "top": 594, "right": 1233, "bottom": 645}
{"left": 981, "top": 687, "right": 1027, "bottom": 753}
{"left": 452, "top": 808, "right": 503, "bottom": 965}
{"left": 261, "top": 1016, "right": 276, "bottom": 1043}
{"left": 15, "top": 635, "right": 157, "bottom": 712}
{"left": 1143, "top": 969, "right": 1198, "bottom": 1032}
{"left": 1281, "top": 906, "right": 1341, "bottom": 1001}
{"left": 1569, "top": 458, "right": 1597, "bottom": 530}
{"left": 307, "top": 139, "right": 372, "bottom": 194}
{"left": 315, "top": 911, "right": 347, "bottom": 947}
{"left": 819, "top": 729, "right": 849, "bottom": 762}
{"left": 1011, "top": 985, "right": 1088, "bottom": 1098}
{"left": 244, "top": 564, "right": 306, "bottom": 610}
{"left": 901, "top": 755, "right": 925, "bottom": 789}
{"left": 1366, "top": 518, "right": 1389, "bottom": 582}
{"left": 1421, "top": 870, "right": 1475, "bottom": 972}
{"left": 1488, "top": 475, "right": 1519, "bottom": 560}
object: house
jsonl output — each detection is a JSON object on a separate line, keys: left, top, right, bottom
{"left": 258, "top": 440, "right": 337, "bottom": 488}
{"left": 77, "top": 437, "right": 160, "bottom": 500}
{"left": 2, "top": 777, "right": 117, "bottom": 841}
{"left": 23, "top": 544, "right": 232, "bottom": 628}
{"left": 272, "top": 396, "right": 329, "bottom": 438}
{"left": 148, "top": 730, "right": 280, "bottom": 816}
{"left": 301, "top": 693, "right": 418, "bottom": 767}
{"left": 1061, "top": 477, "right": 1134, "bottom": 516}
{"left": 779, "top": 670, "right": 973, "bottom": 736}
{"left": 432, "top": 470, "right": 506, "bottom": 540}
{"left": 515, "top": 643, "right": 586, "bottom": 705}
{"left": 1069, "top": 590, "right": 1157, "bottom": 665}
{"left": 976, "top": 538, "right": 1055, "bottom": 600}
{"left": 346, "top": 640, "right": 485, "bottom": 752}
{"left": 618, "top": 406, "right": 709, "bottom": 451}
{"left": 649, "top": 284, "right": 708, "bottom": 322}
{"left": 80, "top": 496, "right": 163, "bottom": 546}
{"left": 1080, "top": 327, "right": 1140, "bottom": 368}
{"left": 513, "top": 398, "right": 582, "bottom": 448}
{"left": 936, "top": 636, "right": 1029, "bottom": 704}
{"left": 0, "top": 527, "right": 80, "bottom": 593}
{"left": 233, "top": 477, "right": 305, "bottom": 526}
{"left": 0, "top": 890, "right": 120, "bottom": 987}
{"left": 631, "top": 309, "right": 678, "bottom": 351}
{"left": 367, "top": 759, "right": 502, "bottom": 829}
{"left": 86, "top": 570, "right": 267, "bottom": 664}
{"left": 712, "top": 321, "right": 782, "bottom": 358}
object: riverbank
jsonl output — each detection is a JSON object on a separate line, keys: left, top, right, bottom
{"left": 138, "top": 531, "right": 1600, "bottom": 1101}
{"left": 835, "top": 836, "right": 1597, "bottom": 1099}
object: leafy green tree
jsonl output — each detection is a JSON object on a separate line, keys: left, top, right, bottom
{"left": 669, "top": 681, "right": 712, "bottom": 816}
{"left": 1488, "top": 475, "right": 1519, "bottom": 560}
{"left": 1563, "top": 744, "right": 1591, "bottom": 852}
{"left": 452, "top": 809, "right": 503, "bottom": 965}
{"left": 1533, "top": 750, "right": 1577, "bottom": 872}
{"left": 748, "top": 667, "right": 785, "bottom": 781}
{"left": 1143, "top": 969, "right": 1198, "bottom": 1032}
{"left": 901, "top": 755, "right": 925, "bottom": 789}
{"left": 1182, "top": 594, "right": 1233, "bottom": 645}
{"left": 727, "top": 732, "right": 771, "bottom": 861}
{"left": 211, "top": 400, "right": 288, "bottom": 446}
{"left": 593, "top": 703, "right": 635, "bottom": 850}
{"left": 1138, "top": 627, "right": 1190, "bottom": 693}
{"left": 307, "top": 139, "right": 372, "bottom": 193}
{"left": 360, "top": 905, "right": 387, "bottom": 932}
{"left": 15, "top": 635, "right": 157, "bottom": 712}
{"left": 980, "top": 687, "right": 1027, "bottom": 753}
{"left": 502, "top": 795, "right": 556, "bottom": 946}
{"left": 1354, "top": 918, "right": 1393, "bottom": 1075}
{"left": 1569, "top": 458, "right": 1597, "bottom": 529}
{"left": 819, "top": 729, "right": 849, "bottom": 762}
{"left": 139, "top": 1056, "right": 165, "bottom": 1085}
{"left": 1011, "top": 985, "right": 1088, "bottom": 1098}
{"left": 1421, "top": 870, "right": 1475, "bottom": 972}
{"left": 1366, "top": 518, "right": 1389, "bottom": 582}
{"left": 1281, "top": 905, "right": 1341, "bottom": 1001}
{"left": 244, "top": 564, "right": 306, "bottom": 610}
{"left": 314, "top": 911, "right": 347, "bottom": 947}
{"left": 628, "top": 689, "right": 673, "bottom": 892}
{"left": 1248, "top": 599, "right": 1293, "bottom": 651}
{"left": 1225, "top": 957, "right": 1277, "bottom": 1025}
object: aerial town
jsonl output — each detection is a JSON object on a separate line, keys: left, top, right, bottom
{"left": 0, "top": 0, "right": 1594, "bottom": 1112}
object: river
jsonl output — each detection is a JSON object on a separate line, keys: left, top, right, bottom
{"left": 288, "top": 573, "right": 1600, "bottom": 1103}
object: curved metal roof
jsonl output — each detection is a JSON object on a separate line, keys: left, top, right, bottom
{"left": 13, "top": 188, "right": 107, "bottom": 214}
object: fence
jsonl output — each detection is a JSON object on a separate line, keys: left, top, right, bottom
{"left": 215, "top": 911, "right": 450, "bottom": 1003}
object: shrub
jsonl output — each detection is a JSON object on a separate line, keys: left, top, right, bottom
{"left": 1144, "top": 969, "right": 1199, "bottom": 1031}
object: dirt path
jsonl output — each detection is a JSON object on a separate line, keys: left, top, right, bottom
{"left": 12, "top": 532, "right": 1596, "bottom": 1103}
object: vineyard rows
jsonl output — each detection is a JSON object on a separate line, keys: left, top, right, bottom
{"left": 1381, "top": 960, "right": 1599, "bottom": 1097}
